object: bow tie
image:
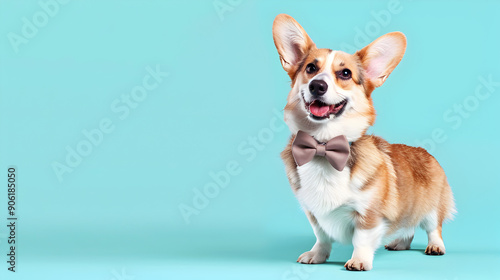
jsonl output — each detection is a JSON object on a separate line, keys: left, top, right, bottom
{"left": 291, "top": 130, "right": 350, "bottom": 171}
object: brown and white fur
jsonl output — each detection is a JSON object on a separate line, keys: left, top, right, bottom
{"left": 273, "top": 14, "right": 455, "bottom": 271}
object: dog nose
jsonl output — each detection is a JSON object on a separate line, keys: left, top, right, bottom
{"left": 309, "top": 80, "right": 328, "bottom": 96}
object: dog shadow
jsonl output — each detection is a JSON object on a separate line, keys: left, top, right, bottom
{"left": 160, "top": 234, "right": 430, "bottom": 264}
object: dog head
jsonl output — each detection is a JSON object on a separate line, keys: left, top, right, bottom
{"left": 272, "top": 14, "right": 406, "bottom": 142}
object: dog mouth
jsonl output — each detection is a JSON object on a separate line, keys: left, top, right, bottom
{"left": 305, "top": 99, "right": 348, "bottom": 120}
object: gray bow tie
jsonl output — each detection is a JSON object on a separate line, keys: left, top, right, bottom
{"left": 291, "top": 130, "right": 350, "bottom": 171}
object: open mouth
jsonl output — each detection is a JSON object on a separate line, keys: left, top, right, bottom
{"left": 305, "top": 99, "right": 348, "bottom": 120}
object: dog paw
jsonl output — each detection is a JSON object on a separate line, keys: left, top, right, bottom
{"left": 385, "top": 240, "right": 411, "bottom": 251}
{"left": 425, "top": 244, "right": 445, "bottom": 255}
{"left": 344, "top": 258, "right": 372, "bottom": 271}
{"left": 297, "top": 250, "right": 329, "bottom": 264}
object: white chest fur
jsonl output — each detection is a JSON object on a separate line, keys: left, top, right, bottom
{"left": 296, "top": 157, "right": 374, "bottom": 244}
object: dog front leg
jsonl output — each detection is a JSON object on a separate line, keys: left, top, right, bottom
{"left": 345, "top": 222, "right": 386, "bottom": 271}
{"left": 297, "top": 211, "right": 332, "bottom": 264}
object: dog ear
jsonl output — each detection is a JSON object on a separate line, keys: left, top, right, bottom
{"left": 272, "top": 14, "right": 316, "bottom": 74}
{"left": 356, "top": 32, "right": 406, "bottom": 88}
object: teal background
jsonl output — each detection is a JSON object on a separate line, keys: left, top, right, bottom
{"left": 1, "top": 0, "right": 499, "bottom": 279}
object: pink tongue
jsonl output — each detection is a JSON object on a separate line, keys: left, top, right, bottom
{"left": 309, "top": 103, "right": 330, "bottom": 117}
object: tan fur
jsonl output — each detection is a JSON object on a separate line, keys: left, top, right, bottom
{"left": 305, "top": 210, "right": 318, "bottom": 226}
{"left": 280, "top": 135, "right": 301, "bottom": 193}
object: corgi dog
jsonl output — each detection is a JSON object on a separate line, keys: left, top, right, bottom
{"left": 272, "top": 14, "right": 455, "bottom": 271}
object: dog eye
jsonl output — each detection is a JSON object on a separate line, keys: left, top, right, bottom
{"left": 337, "top": 68, "right": 352, "bottom": 80}
{"left": 305, "top": 63, "right": 317, "bottom": 74}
